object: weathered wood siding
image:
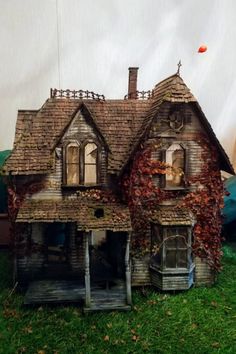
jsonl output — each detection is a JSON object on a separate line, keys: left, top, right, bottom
{"left": 16, "top": 222, "right": 85, "bottom": 283}
{"left": 30, "top": 109, "right": 108, "bottom": 200}
{"left": 194, "top": 257, "right": 215, "bottom": 286}
{"left": 69, "top": 224, "right": 85, "bottom": 275}
{"left": 17, "top": 223, "right": 45, "bottom": 282}
{"left": 148, "top": 102, "right": 208, "bottom": 191}
{"left": 150, "top": 267, "right": 194, "bottom": 290}
{"left": 131, "top": 256, "right": 151, "bottom": 286}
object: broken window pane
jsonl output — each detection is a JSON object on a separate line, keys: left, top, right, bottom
{"left": 166, "top": 143, "right": 185, "bottom": 188}
{"left": 84, "top": 143, "right": 97, "bottom": 184}
{"left": 66, "top": 144, "right": 80, "bottom": 185}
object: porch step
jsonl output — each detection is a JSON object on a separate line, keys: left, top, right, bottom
{"left": 84, "top": 303, "right": 131, "bottom": 312}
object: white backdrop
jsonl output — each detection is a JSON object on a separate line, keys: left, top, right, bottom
{"left": 0, "top": 0, "right": 235, "bottom": 165}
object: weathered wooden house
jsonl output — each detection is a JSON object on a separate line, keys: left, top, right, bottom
{"left": 4, "top": 67, "right": 234, "bottom": 311}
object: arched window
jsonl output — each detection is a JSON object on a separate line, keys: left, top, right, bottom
{"left": 65, "top": 143, "right": 80, "bottom": 185}
{"left": 84, "top": 142, "right": 97, "bottom": 185}
{"left": 166, "top": 143, "right": 185, "bottom": 188}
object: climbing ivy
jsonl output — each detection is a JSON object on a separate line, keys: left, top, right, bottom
{"left": 121, "top": 137, "right": 224, "bottom": 270}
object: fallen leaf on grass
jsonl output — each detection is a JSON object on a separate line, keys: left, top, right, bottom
{"left": 23, "top": 326, "right": 33, "bottom": 334}
{"left": 212, "top": 342, "right": 220, "bottom": 348}
{"left": 147, "top": 300, "right": 157, "bottom": 305}
{"left": 132, "top": 335, "right": 139, "bottom": 342}
{"left": 37, "top": 351, "right": 46, "bottom": 354}
{"left": 166, "top": 310, "right": 172, "bottom": 316}
{"left": 106, "top": 323, "right": 112, "bottom": 328}
{"left": 191, "top": 323, "right": 198, "bottom": 330}
{"left": 211, "top": 301, "right": 218, "bottom": 308}
{"left": 104, "top": 335, "right": 110, "bottom": 341}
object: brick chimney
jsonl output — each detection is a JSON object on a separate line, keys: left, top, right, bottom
{"left": 128, "top": 67, "right": 139, "bottom": 99}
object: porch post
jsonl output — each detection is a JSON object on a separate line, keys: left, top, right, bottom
{"left": 125, "top": 231, "right": 132, "bottom": 305}
{"left": 84, "top": 231, "right": 91, "bottom": 307}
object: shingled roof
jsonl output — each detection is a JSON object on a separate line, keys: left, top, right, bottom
{"left": 150, "top": 207, "right": 195, "bottom": 226}
{"left": 16, "top": 197, "right": 132, "bottom": 232}
{"left": 5, "top": 99, "right": 150, "bottom": 174}
{"left": 4, "top": 73, "right": 234, "bottom": 175}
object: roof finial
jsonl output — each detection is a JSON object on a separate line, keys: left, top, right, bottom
{"left": 177, "top": 60, "right": 182, "bottom": 75}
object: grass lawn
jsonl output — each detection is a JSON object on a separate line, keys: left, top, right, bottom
{"left": 0, "top": 246, "right": 236, "bottom": 354}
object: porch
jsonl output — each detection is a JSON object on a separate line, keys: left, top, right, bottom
{"left": 24, "top": 279, "right": 131, "bottom": 311}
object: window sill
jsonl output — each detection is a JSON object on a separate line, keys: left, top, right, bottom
{"left": 61, "top": 184, "right": 102, "bottom": 189}
{"left": 163, "top": 186, "right": 189, "bottom": 192}
{"left": 150, "top": 264, "right": 195, "bottom": 274}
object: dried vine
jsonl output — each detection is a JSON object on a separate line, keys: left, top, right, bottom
{"left": 179, "top": 137, "right": 224, "bottom": 271}
{"left": 121, "top": 138, "right": 224, "bottom": 270}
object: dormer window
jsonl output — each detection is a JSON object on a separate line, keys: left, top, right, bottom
{"left": 84, "top": 142, "right": 98, "bottom": 185}
{"left": 65, "top": 143, "right": 80, "bottom": 185}
{"left": 63, "top": 141, "right": 99, "bottom": 187}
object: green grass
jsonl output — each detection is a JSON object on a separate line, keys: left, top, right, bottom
{"left": 0, "top": 247, "right": 236, "bottom": 354}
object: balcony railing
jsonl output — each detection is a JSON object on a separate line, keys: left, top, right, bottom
{"left": 50, "top": 88, "right": 105, "bottom": 100}
{"left": 124, "top": 90, "right": 153, "bottom": 100}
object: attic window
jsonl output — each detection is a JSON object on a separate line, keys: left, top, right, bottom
{"left": 165, "top": 143, "right": 185, "bottom": 188}
{"left": 94, "top": 208, "right": 104, "bottom": 218}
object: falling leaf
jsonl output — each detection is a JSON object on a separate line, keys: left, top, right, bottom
{"left": 198, "top": 45, "right": 207, "bottom": 53}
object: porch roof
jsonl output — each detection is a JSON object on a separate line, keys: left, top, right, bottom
{"left": 150, "top": 207, "right": 195, "bottom": 226}
{"left": 16, "top": 198, "right": 132, "bottom": 232}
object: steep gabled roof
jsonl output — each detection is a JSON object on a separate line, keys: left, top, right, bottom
{"left": 122, "top": 74, "right": 234, "bottom": 175}
{"left": 4, "top": 98, "right": 150, "bottom": 175}
{"left": 4, "top": 73, "right": 234, "bottom": 175}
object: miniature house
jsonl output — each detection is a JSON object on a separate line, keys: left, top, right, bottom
{"left": 4, "top": 67, "right": 234, "bottom": 311}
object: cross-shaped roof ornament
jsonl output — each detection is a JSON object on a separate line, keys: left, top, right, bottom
{"left": 177, "top": 60, "right": 182, "bottom": 75}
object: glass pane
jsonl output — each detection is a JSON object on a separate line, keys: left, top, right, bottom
{"left": 91, "top": 231, "right": 106, "bottom": 248}
{"left": 177, "top": 235, "right": 188, "bottom": 248}
{"left": 166, "top": 237, "right": 176, "bottom": 248}
{"left": 166, "top": 144, "right": 184, "bottom": 187}
{"left": 85, "top": 143, "right": 97, "bottom": 163}
{"left": 67, "top": 163, "right": 80, "bottom": 184}
{"left": 166, "top": 250, "right": 176, "bottom": 268}
{"left": 85, "top": 164, "right": 97, "bottom": 184}
{"left": 67, "top": 145, "right": 79, "bottom": 163}
{"left": 177, "top": 250, "right": 188, "bottom": 268}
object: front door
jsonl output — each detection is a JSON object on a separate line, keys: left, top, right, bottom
{"left": 90, "top": 231, "right": 126, "bottom": 287}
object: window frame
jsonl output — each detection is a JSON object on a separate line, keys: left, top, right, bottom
{"left": 161, "top": 142, "right": 188, "bottom": 190}
{"left": 151, "top": 224, "right": 192, "bottom": 273}
{"left": 83, "top": 141, "right": 98, "bottom": 186}
{"left": 64, "top": 141, "right": 80, "bottom": 186}
{"left": 62, "top": 139, "right": 100, "bottom": 187}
